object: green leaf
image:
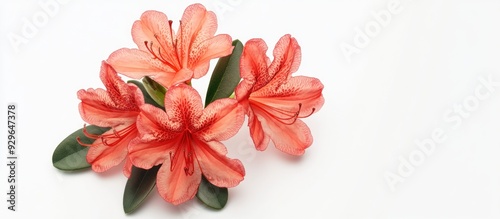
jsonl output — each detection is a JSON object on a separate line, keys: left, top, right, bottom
{"left": 142, "top": 76, "right": 167, "bottom": 107}
{"left": 123, "top": 165, "right": 161, "bottom": 214}
{"left": 196, "top": 175, "right": 228, "bottom": 209}
{"left": 205, "top": 40, "right": 243, "bottom": 107}
{"left": 127, "top": 80, "right": 164, "bottom": 109}
{"left": 52, "top": 125, "right": 110, "bottom": 171}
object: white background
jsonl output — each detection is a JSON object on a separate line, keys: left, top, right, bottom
{"left": 2, "top": 0, "right": 500, "bottom": 218}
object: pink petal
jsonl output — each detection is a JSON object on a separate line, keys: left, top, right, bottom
{"left": 153, "top": 68, "right": 193, "bottom": 88}
{"left": 247, "top": 111, "right": 270, "bottom": 151}
{"left": 258, "top": 111, "right": 313, "bottom": 156}
{"left": 194, "top": 140, "right": 245, "bottom": 187}
{"left": 123, "top": 157, "right": 133, "bottom": 178}
{"left": 267, "top": 34, "right": 301, "bottom": 85}
{"left": 132, "top": 11, "right": 177, "bottom": 70}
{"left": 128, "top": 137, "right": 173, "bottom": 170}
{"left": 235, "top": 79, "right": 254, "bottom": 105}
{"left": 107, "top": 48, "right": 176, "bottom": 78}
{"left": 137, "top": 104, "right": 183, "bottom": 140}
{"left": 77, "top": 62, "right": 143, "bottom": 127}
{"left": 163, "top": 84, "right": 203, "bottom": 130}
{"left": 156, "top": 154, "right": 201, "bottom": 205}
{"left": 191, "top": 34, "right": 233, "bottom": 78}
{"left": 240, "top": 38, "right": 270, "bottom": 90}
{"left": 196, "top": 98, "right": 244, "bottom": 142}
{"left": 86, "top": 126, "right": 138, "bottom": 172}
{"left": 77, "top": 89, "right": 138, "bottom": 127}
{"left": 177, "top": 3, "right": 217, "bottom": 67}
{"left": 99, "top": 61, "right": 143, "bottom": 110}
{"left": 252, "top": 76, "right": 324, "bottom": 118}
{"left": 129, "top": 83, "right": 146, "bottom": 108}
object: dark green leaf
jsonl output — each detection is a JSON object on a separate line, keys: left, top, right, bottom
{"left": 196, "top": 175, "right": 228, "bottom": 209}
{"left": 52, "top": 125, "right": 110, "bottom": 171}
{"left": 142, "top": 76, "right": 166, "bottom": 107}
{"left": 123, "top": 165, "right": 161, "bottom": 214}
{"left": 127, "top": 80, "right": 164, "bottom": 109}
{"left": 205, "top": 40, "right": 243, "bottom": 107}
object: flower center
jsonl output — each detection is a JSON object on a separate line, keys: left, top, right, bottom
{"left": 77, "top": 123, "right": 136, "bottom": 147}
{"left": 169, "top": 133, "right": 196, "bottom": 176}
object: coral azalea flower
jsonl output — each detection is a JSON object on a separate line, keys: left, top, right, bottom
{"left": 77, "top": 61, "right": 144, "bottom": 177}
{"left": 129, "top": 84, "right": 245, "bottom": 205}
{"left": 235, "top": 34, "right": 324, "bottom": 156}
{"left": 107, "top": 3, "right": 233, "bottom": 88}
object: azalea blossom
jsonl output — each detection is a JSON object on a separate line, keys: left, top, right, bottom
{"left": 107, "top": 3, "right": 233, "bottom": 88}
{"left": 77, "top": 61, "right": 144, "bottom": 177}
{"left": 128, "top": 84, "right": 245, "bottom": 205}
{"left": 235, "top": 34, "right": 324, "bottom": 156}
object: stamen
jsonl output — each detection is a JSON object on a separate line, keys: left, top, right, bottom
{"left": 169, "top": 151, "right": 175, "bottom": 171}
{"left": 144, "top": 41, "right": 166, "bottom": 63}
{"left": 76, "top": 137, "right": 93, "bottom": 147}
{"left": 184, "top": 149, "right": 194, "bottom": 176}
{"left": 101, "top": 124, "right": 136, "bottom": 147}
{"left": 76, "top": 124, "right": 136, "bottom": 147}
{"left": 253, "top": 102, "right": 316, "bottom": 125}
{"left": 254, "top": 103, "right": 299, "bottom": 125}
{"left": 82, "top": 124, "right": 100, "bottom": 139}
{"left": 301, "top": 107, "right": 316, "bottom": 118}
{"left": 169, "top": 134, "right": 196, "bottom": 176}
{"left": 76, "top": 124, "right": 99, "bottom": 146}
{"left": 143, "top": 40, "right": 177, "bottom": 70}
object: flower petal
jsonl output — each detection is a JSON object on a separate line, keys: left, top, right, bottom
{"left": 129, "top": 83, "right": 147, "bottom": 108}
{"left": 100, "top": 61, "right": 143, "bottom": 110}
{"left": 163, "top": 84, "right": 203, "bottom": 130}
{"left": 196, "top": 98, "right": 244, "bottom": 142}
{"left": 240, "top": 38, "right": 271, "bottom": 90}
{"left": 247, "top": 111, "right": 270, "bottom": 151}
{"left": 266, "top": 34, "right": 301, "bottom": 86}
{"left": 77, "top": 62, "right": 142, "bottom": 127}
{"left": 128, "top": 137, "right": 174, "bottom": 170}
{"left": 235, "top": 79, "right": 255, "bottom": 107}
{"left": 86, "top": 126, "right": 137, "bottom": 172}
{"left": 77, "top": 89, "right": 138, "bottom": 127}
{"left": 259, "top": 112, "right": 313, "bottom": 156}
{"left": 194, "top": 140, "right": 245, "bottom": 187}
{"left": 153, "top": 68, "right": 193, "bottom": 88}
{"left": 156, "top": 155, "right": 201, "bottom": 205}
{"left": 123, "top": 157, "right": 133, "bottom": 178}
{"left": 107, "top": 48, "right": 176, "bottom": 79}
{"left": 132, "top": 11, "right": 178, "bottom": 69}
{"left": 191, "top": 34, "right": 233, "bottom": 78}
{"left": 137, "top": 104, "right": 182, "bottom": 140}
{"left": 251, "top": 76, "right": 324, "bottom": 118}
{"left": 177, "top": 3, "right": 217, "bottom": 67}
